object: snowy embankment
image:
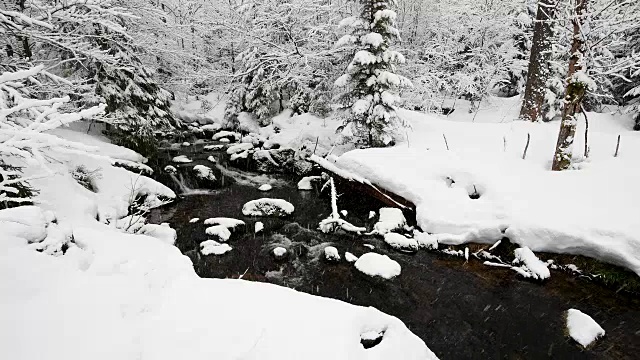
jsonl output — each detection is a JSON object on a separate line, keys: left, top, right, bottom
{"left": 335, "top": 105, "right": 640, "bottom": 276}
{"left": 0, "top": 126, "right": 435, "bottom": 359}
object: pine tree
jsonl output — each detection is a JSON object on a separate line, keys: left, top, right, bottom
{"left": 334, "top": 0, "right": 412, "bottom": 147}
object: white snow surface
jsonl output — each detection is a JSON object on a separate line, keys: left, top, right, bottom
{"left": 566, "top": 309, "right": 605, "bottom": 348}
{"left": 200, "top": 240, "right": 233, "bottom": 256}
{"left": 335, "top": 104, "right": 640, "bottom": 275}
{"left": 258, "top": 183, "right": 273, "bottom": 191}
{"left": 345, "top": 252, "right": 359, "bottom": 263}
{"left": 0, "top": 127, "right": 435, "bottom": 360}
{"left": 354, "top": 253, "right": 401, "bottom": 279}
{"left": 255, "top": 221, "right": 264, "bottom": 233}
{"left": 324, "top": 246, "right": 341, "bottom": 261}
{"left": 204, "top": 225, "right": 232, "bottom": 242}
{"left": 203, "top": 217, "right": 245, "bottom": 229}
{"left": 513, "top": 247, "right": 550, "bottom": 280}
{"left": 242, "top": 198, "right": 295, "bottom": 217}
{"left": 272, "top": 246, "right": 287, "bottom": 257}
{"left": 297, "top": 175, "right": 321, "bottom": 190}
{"left": 374, "top": 208, "right": 406, "bottom": 235}
{"left": 172, "top": 155, "right": 192, "bottom": 163}
{"left": 384, "top": 233, "right": 418, "bottom": 252}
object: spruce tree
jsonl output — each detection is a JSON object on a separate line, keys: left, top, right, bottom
{"left": 334, "top": 0, "right": 411, "bottom": 147}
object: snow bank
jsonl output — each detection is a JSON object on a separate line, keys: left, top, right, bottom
{"left": 242, "top": 198, "right": 295, "bottom": 217}
{"left": 139, "top": 223, "right": 177, "bottom": 245}
{"left": 566, "top": 309, "right": 605, "bottom": 348}
{"left": 355, "top": 253, "right": 401, "bottom": 279}
{"left": 336, "top": 108, "right": 640, "bottom": 275}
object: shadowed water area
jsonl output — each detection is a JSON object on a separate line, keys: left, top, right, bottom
{"left": 148, "top": 141, "right": 640, "bottom": 359}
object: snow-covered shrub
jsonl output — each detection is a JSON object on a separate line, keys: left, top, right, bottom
{"left": 334, "top": 0, "right": 412, "bottom": 147}
{"left": 70, "top": 165, "right": 102, "bottom": 192}
{"left": 0, "top": 161, "right": 36, "bottom": 209}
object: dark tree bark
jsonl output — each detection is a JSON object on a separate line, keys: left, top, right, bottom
{"left": 552, "top": 0, "right": 588, "bottom": 171}
{"left": 519, "top": 0, "right": 557, "bottom": 122}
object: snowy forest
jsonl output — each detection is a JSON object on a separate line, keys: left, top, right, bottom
{"left": 1, "top": 0, "right": 640, "bottom": 359}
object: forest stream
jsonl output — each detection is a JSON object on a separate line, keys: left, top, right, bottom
{"left": 148, "top": 140, "right": 640, "bottom": 360}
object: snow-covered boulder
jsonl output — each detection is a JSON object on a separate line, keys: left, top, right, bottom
{"left": 258, "top": 184, "right": 272, "bottom": 191}
{"left": 139, "top": 223, "right": 177, "bottom": 245}
{"left": 255, "top": 221, "right": 264, "bottom": 233}
{"left": 204, "top": 144, "right": 225, "bottom": 151}
{"left": 164, "top": 165, "right": 177, "bottom": 174}
{"left": 172, "top": 155, "right": 192, "bottom": 163}
{"left": 355, "top": 253, "right": 401, "bottom": 280}
{"left": 373, "top": 208, "right": 406, "bottom": 235}
{"left": 207, "top": 155, "right": 217, "bottom": 163}
{"left": 384, "top": 233, "right": 418, "bottom": 252}
{"left": 182, "top": 142, "right": 191, "bottom": 147}
{"left": 345, "top": 252, "right": 359, "bottom": 263}
{"left": 203, "top": 217, "right": 245, "bottom": 229}
{"left": 272, "top": 246, "right": 288, "bottom": 260}
{"left": 242, "top": 198, "right": 294, "bottom": 217}
{"left": 512, "top": 247, "right": 550, "bottom": 280}
{"left": 297, "top": 176, "right": 321, "bottom": 190}
{"left": 227, "top": 143, "right": 253, "bottom": 155}
{"left": 200, "top": 240, "right": 232, "bottom": 256}
{"left": 193, "top": 165, "right": 216, "bottom": 181}
{"left": 189, "top": 218, "right": 200, "bottom": 223}
{"left": 205, "top": 225, "right": 232, "bottom": 242}
{"left": 212, "top": 130, "right": 241, "bottom": 142}
{"left": 324, "top": 246, "right": 341, "bottom": 262}
{"left": 252, "top": 148, "right": 296, "bottom": 173}
{"left": 566, "top": 309, "right": 605, "bottom": 348}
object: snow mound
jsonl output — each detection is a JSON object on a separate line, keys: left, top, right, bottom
{"left": 512, "top": 247, "right": 550, "bottom": 280}
{"left": 203, "top": 217, "right": 245, "bottom": 229}
{"left": 324, "top": 246, "right": 341, "bottom": 261}
{"left": 273, "top": 246, "right": 287, "bottom": 259}
{"left": 139, "top": 223, "right": 177, "bottom": 245}
{"left": 374, "top": 208, "right": 406, "bottom": 235}
{"left": 258, "top": 184, "right": 273, "bottom": 191}
{"left": 384, "top": 233, "right": 418, "bottom": 252}
{"left": 355, "top": 253, "right": 401, "bottom": 279}
{"left": 242, "top": 198, "right": 295, "bottom": 217}
{"left": 566, "top": 309, "right": 605, "bottom": 348}
{"left": 205, "top": 225, "right": 232, "bottom": 241}
{"left": 193, "top": 165, "right": 216, "bottom": 181}
{"left": 345, "top": 252, "right": 359, "bottom": 263}
{"left": 172, "top": 155, "right": 192, "bottom": 163}
{"left": 200, "top": 240, "right": 232, "bottom": 256}
{"left": 298, "top": 176, "right": 321, "bottom": 190}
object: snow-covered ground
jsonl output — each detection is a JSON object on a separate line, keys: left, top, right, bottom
{"left": 330, "top": 98, "right": 640, "bottom": 276}
{"left": 0, "top": 126, "right": 436, "bottom": 359}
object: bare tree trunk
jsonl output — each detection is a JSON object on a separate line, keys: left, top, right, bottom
{"left": 551, "top": 0, "right": 588, "bottom": 171}
{"left": 519, "top": 0, "right": 557, "bottom": 122}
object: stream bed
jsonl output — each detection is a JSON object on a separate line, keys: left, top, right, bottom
{"left": 148, "top": 141, "right": 640, "bottom": 359}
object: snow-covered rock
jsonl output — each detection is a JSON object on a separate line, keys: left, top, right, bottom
{"left": 205, "top": 225, "right": 232, "bottom": 242}
{"left": 138, "top": 223, "right": 177, "bottom": 245}
{"left": 164, "top": 165, "right": 177, "bottom": 174}
{"left": 373, "top": 208, "right": 406, "bottom": 235}
{"left": 189, "top": 218, "right": 200, "bottom": 223}
{"left": 566, "top": 309, "right": 605, "bottom": 348}
{"left": 172, "top": 155, "right": 192, "bottom": 163}
{"left": 193, "top": 165, "right": 216, "bottom": 181}
{"left": 258, "top": 184, "right": 272, "bottom": 191}
{"left": 324, "top": 246, "right": 341, "bottom": 262}
{"left": 182, "top": 142, "right": 191, "bottom": 147}
{"left": 204, "top": 144, "right": 225, "bottom": 151}
{"left": 242, "top": 198, "right": 295, "bottom": 217}
{"left": 203, "top": 217, "right": 245, "bottom": 229}
{"left": 272, "top": 246, "right": 288, "bottom": 260}
{"left": 363, "top": 244, "right": 375, "bottom": 250}
{"left": 212, "top": 130, "right": 241, "bottom": 142}
{"left": 297, "top": 176, "right": 321, "bottom": 190}
{"left": 414, "top": 230, "right": 438, "bottom": 250}
{"left": 207, "top": 155, "right": 217, "bottom": 163}
{"left": 200, "top": 240, "right": 232, "bottom": 256}
{"left": 512, "top": 247, "right": 550, "bottom": 280}
{"left": 345, "top": 252, "right": 359, "bottom": 263}
{"left": 227, "top": 143, "right": 253, "bottom": 155}
{"left": 355, "top": 253, "right": 401, "bottom": 279}
{"left": 384, "top": 233, "right": 419, "bottom": 252}
{"left": 369, "top": 211, "right": 376, "bottom": 219}
{"left": 255, "top": 221, "right": 264, "bottom": 233}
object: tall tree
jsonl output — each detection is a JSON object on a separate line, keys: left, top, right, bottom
{"left": 552, "top": 0, "right": 590, "bottom": 171}
{"left": 519, "top": 0, "right": 558, "bottom": 122}
{"left": 334, "top": 0, "right": 412, "bottom": 147}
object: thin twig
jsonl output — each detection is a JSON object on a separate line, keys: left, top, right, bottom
{"left": 442, "top": 133, "right": 449, "bottom": 150}
{"left": 614, "top": 134, "right": 621, "bottom": 157}
{"left": 522, "top": 133, "right": 530, "bottom": 160}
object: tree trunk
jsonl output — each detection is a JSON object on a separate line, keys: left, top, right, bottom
{"left": 519, "top": 0, "right": 557, "bottom": 122}
{"left": 551, "top": 0, "right": 588, "bottom": 171}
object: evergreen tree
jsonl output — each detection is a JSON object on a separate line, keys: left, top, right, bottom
{"left": 334, "top": 0, "right": 412, "bottom": 147}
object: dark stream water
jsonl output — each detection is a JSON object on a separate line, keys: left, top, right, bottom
{"left": 148, "top": 141, "right": 640, "bottom": 360}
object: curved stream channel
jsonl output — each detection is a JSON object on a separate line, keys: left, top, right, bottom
{"left": 148, "top": 141, "right": 640, "bottom": 359}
